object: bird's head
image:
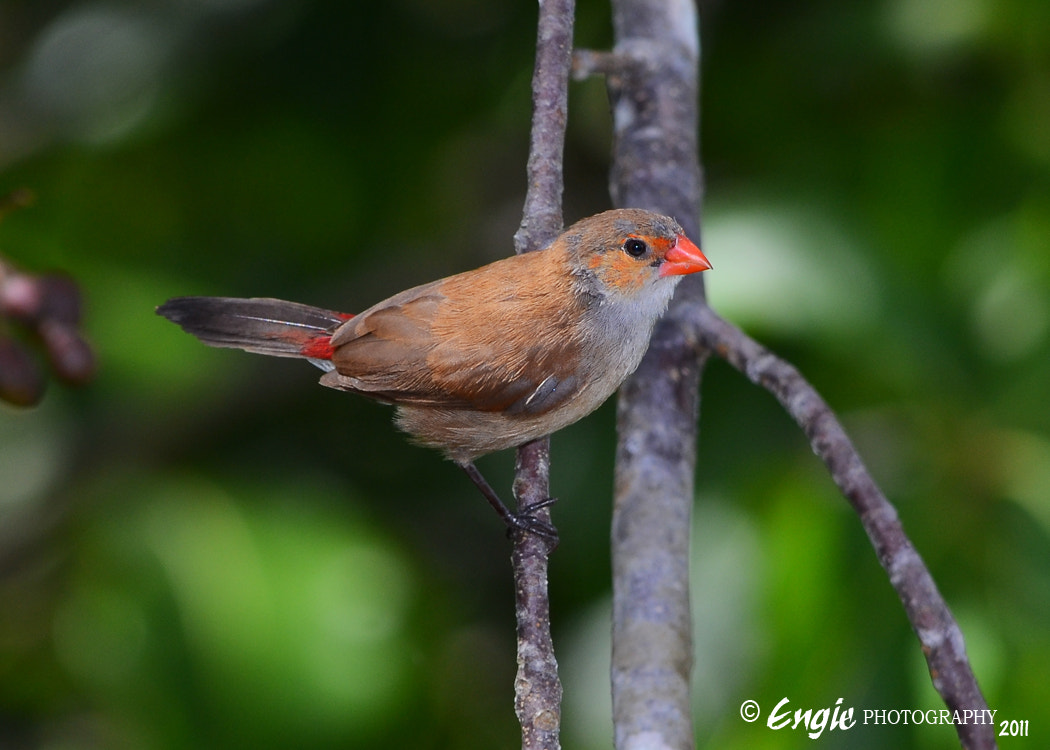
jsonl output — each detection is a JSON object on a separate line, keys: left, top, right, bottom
{"left": 558, "top": 209, "right": 711, "bottom": 303}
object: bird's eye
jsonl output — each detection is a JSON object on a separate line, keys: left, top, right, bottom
{"left": 623, "top": 238, "right": 648, "bottom": 258}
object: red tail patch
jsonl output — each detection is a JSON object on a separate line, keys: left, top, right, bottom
{"left": 300, "top": 335, "right": 335, "bottom": 360}
{"left": 299, "top": 311, "right": 353, "bottom": 359}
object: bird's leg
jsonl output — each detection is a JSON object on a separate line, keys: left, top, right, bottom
{"left": 460, "top": 462, "right": 559, "bottom": 542}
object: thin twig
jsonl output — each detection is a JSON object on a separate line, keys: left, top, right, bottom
{"left": 513, "top": 0, "right": 575, "bottom": 257}
{"left": 693, "top": 302, "right": 997, "bottom": 750}
{"left": 512, "top": 439, "right": 561, "bottom": 750}
{"left": 510, "top": 0, "right": 576, "bottom": 748}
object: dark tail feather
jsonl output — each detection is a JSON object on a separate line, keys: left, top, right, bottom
{"left": 156, "top": 296, "right": 351, "bottom": 361}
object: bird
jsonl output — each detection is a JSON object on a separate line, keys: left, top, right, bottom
{"left": 157, "top": 208, "right": 710, "bottom": 537}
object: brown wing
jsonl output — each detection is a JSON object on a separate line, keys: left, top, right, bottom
{"left": 321, "top": 251, "right": 586, "bottom": 416}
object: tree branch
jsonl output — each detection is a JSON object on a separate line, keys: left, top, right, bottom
{"left": 512, "top": 439, "right": 562, "bottom": 750}
{"left": 513, "top": 0, "right": 574, "bottom": 257}
{"left": 511, "top": 1, "right": 575, "bottom": 748}
{"left": 693, "top": 302, "right": 997, "bottom": 750}
{"left": 602, "top": 1, "right": 704, "bottom": 748}
{"left": 599, "top": 2, "right": 993, "bottom": 749}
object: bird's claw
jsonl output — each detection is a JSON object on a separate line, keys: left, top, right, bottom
{"left": 506, "top": 496, "right": 560, "bottom": 547}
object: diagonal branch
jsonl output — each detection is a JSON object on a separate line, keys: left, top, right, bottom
{"left": 693, "top": 302, "right": 997, "bottom": 750}
{"left": 510, "top": 1, "right": 575, "bottom": 749}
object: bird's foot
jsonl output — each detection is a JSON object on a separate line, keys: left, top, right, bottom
{"left": 506, "top": 496, "right": 560, "bottom": 546}
{"left": 460, "top": 462, "right": 559, "bottom": 547}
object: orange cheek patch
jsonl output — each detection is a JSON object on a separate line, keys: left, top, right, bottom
{"left": 597, "top": 253, "right": 648, "bottom": 294}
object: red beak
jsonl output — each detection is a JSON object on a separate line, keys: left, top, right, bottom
{"left": 659, "top": 234, "right": 712, "bottom": 277}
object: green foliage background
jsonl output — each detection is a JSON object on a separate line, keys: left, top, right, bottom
{"left": 1, "top": 1, "right": 1047, "bottom": 748}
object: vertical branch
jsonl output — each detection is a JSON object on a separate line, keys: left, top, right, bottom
{"left": 512, "top": 439, "right": 561, "bottom": 750}
{"left": 513, "top": 0, "right": 575, "bottom": 256}
{"left": 512, "top": 1, "right": 575, "bottom": 749}
{"left": 602, "top": 1, "right": 705, "bottom": 748}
